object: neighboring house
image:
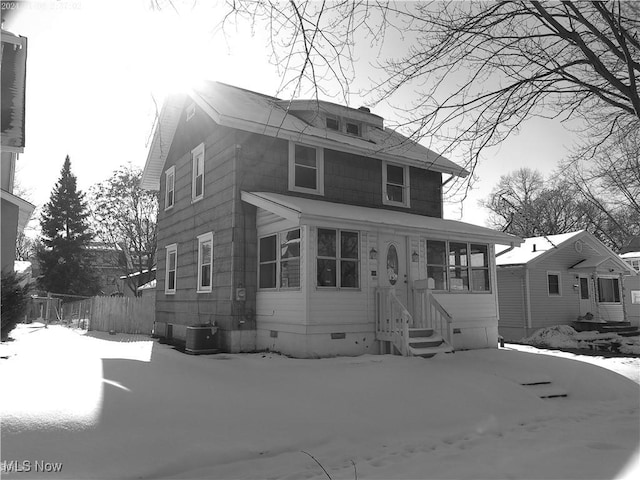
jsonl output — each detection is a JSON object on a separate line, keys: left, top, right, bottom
{"left": 137, "top": 278, "right": 156, "bottom": 299}
{"left": 496, "top": 231, "right": 637, "bottom": 342}
{"left": 619, "top": 236, "right": 640, "bottom": 328}
{"left": 141, "top": 82, "right": 521, "bottom": 358}
{"left": 119, "top": 267, "right": 157, "bottom": 297}
{"left": 1, "top": 28, "right": 34, "bottom": 273}
{"left": 86, "top": 242, "right": 124, "bottom": 296}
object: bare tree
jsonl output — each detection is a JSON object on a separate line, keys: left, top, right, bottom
{"left": 214, "top": 1, "right": 640, "bottom": 198}
{"left": 561, "top": 128, "right": 640, "bottom": 250}
{"left": 89, "top": 165, "right": 158, "bottom": 295}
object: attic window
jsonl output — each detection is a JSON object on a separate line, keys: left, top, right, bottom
{"left": 346, "top": 121, "right": 361, "bottom": 136}
{"left": 326, "top": 117, "right": 340, "bottom": 131}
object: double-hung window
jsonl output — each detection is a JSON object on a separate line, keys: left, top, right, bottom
{"left": 192, "top": 143, "right": 205, "bottom": 202}
{"left": 317, "top": 229, "right": 359, "bottom": 288}
{"left": 383, "top": 162, "right": 410, "bottom": 207}
{"left": 259, "top": 229, "right": 301, "bottom": 289}
{"left": 547, "top": 271, "right": 561, "bottom": 296}
{"left": 165, "top": 166, "right": 175, "bottom": 210}
{"left": 425, "top": 240, "right": 490, "bottom": 292}
{"left": 289, "top": 142, "right": 324, "bottom": 195}
{"left": 197, "top": 232, "right": 213, "bottom": 292}
{"left": 597, "top": 277, "right": 620, "bottom": 303}
{"left": 165, "top": 244, "right": 178, "bottom": 294}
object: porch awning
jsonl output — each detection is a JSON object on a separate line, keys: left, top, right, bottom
{"left": 570, "top": 256, "right": 633, "bottom": 274}
{"left": 241, "top": 191, "right": 522, "bottom": 246}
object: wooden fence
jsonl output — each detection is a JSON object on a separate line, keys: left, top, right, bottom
{"left": 88, "top": 296, "right": 155, "bottom": 334}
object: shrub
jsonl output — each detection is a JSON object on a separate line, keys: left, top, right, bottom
{"left": 1, "top": 271, "right": 31, "bottom": 341}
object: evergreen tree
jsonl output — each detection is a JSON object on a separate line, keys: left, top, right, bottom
{"left": 37, "top": 156, "right": 99, "bottom": 297}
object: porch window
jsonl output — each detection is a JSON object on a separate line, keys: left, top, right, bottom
{"left": 597, "top": 277, "right": 620, "bottom": 303}
{"left": 165, "top": 243, "right": 177, "bottom": 294}
{"left": 547, "top": 271, "right": 561, "bottom": 296}
{"left": 426, "top": 240, "right": 447, "bottom": 290}
{"left": 383, "top": 162, "right": 410, "bottom": 207}
{"left": 289, "top": 142, "right": 324, "bottom": 195}
{"left": 425, "top": 240, "right": 490, "bottom": 292}
{"left": 191, "top": 143, "right": 205, "bottom": 202}
{"left": 259, "top": 228, "right": 301, "bottom": 290}
{"left": 164, "top": 166, "right": 175, "bottom": 210}
{"left": 197, "top": 232, "right": 213, "bottom": 292}
{"left": 317, "top": 228, "right": 359, "bottom": 288}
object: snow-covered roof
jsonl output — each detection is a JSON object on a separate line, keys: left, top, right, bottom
{"left": 620, "top": 251, "right": 640, "bottom": 259}
{"left": 242, "top": 191, "right": 522, "bottom": 246}
{"left": 13, "top": 260, "right": 31, "bottom": 274}
{"left": 496, "top": 231, "right": 584, "bottom": 265}
{"left": 496, "top": 231, "right": 635, "bottom": 274}
{"left": 141, "top": 82, "right": 468, "bottom": 190}
{"left": 137, "top": 279, "right": 156, "bottom": 291}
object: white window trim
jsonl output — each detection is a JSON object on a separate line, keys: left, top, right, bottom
{"left": 547, "top": 270, "right": 561, "bottom": 296}
{"left": 165, "top": 243, "right": 178, "bottom": 295}
{"left": 597, "top": 276, "right": 621, "bottom": 303}
{"left": 382, "top": 161, "right": 410, "bottom": 208}
{"left": 288, "top": 141, "right": 324, "bottom": 196}
{"left": 258, "top": 228, "right": 302, "bottom": 291}
{"left": 191, "top": 143, "right": 205, "bottom": 203}
{"left": 197, "top": 232, "right": 214, "bottom": 293}
{"left": 316, "top": 228, "right": 361, "bottom": 290}
{"left": 164, "top": 166, "right": 175, "bottom": 211}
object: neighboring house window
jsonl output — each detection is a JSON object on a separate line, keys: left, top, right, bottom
{"left": 597, "top": 277, "right": 620, "bottom": 303}
{"left": 258, "top": 228, "right": 301, "bottom": 289}
{"left": 383, "top": 162, "right": 410, "bottom": 207}
{"left": 288, "top": 142, "right": 324, "bottom": 195}
{"left": 192, "top": 143, "right": 205, "bottom": 202}
{"left": 425, "top": 240, "right": 490, "bottom": 292}
{"left": 165, "top": 244, "right": 178, "bottom": 294}
{"left": 547, "top": 271, "right": 561, "bottom": 296}
{"left": 165, "top": 166, "right": 175, "bottom": 210}
{"left": 317, "top": 228, "right": 359, "bottom": 288}
{"left": 197, "top": 232, "right": 213, "bottom": 293}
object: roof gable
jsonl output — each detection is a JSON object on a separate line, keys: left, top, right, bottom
{"left": 141, "top": 82, "right": 468, "bottom": 190}
{"left": 496, "top": 230, "right": 635, "bottom": 274}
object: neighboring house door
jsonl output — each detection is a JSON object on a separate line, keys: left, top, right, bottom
{"left": 578, "top": 275, "right": 593, "bottom": 317}
{"left": 379, "top": 235, "right": 409, "bottom": 309}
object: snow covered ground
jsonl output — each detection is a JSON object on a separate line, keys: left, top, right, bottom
{"left": 1, "top": 323, "right": 638, "bottom": 480}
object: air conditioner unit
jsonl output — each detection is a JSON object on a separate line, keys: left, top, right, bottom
{"left": 185, "top": 325, "right": 218, "bottom": 354}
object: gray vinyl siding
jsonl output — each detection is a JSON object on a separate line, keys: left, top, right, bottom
{"left": 496, "top": 266, "right": 528, "bottom": 341}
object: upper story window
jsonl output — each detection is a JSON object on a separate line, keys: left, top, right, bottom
{"left": 165, "top": 243, "right": 178, "bottom": 294}
{"left": 191, "top": 143, "right": 205, "bottom": 202}
{"left": 426, "top": 240, "right": 490, "bottom": 292}
{"left": 547, "top": 271, "right": 561, "bottom": 296}
{"left": 345, "top": 121, "right": 361, "bottom": 136}
{"left": 197, "top": 232, "right": 213, "bottom": 293}
{"left": 186, "top": 102, "right": 196, "bottom": 122}
{"left": 165, "top": 166, "right": 175, "bottom": 210}
{"left": 259, "top": 228, "right": 301, "bottom": 290}
{"left": 383, "top": 162, "right": 410, "bottom": 207}
{"left": 289, "top": 142, "right": 324, "bottom": 195}
{"left": 326, "top": 117, "right": 340, "bottom": 131}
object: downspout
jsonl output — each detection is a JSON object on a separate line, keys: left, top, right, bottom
{"left": 524, "top": 266, "right": 532, "bottom": 338}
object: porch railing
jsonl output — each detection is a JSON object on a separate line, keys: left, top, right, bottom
{"left": 375, "top": 287, "right": 412, "bottom": 356}
{"left": 412, "top": 280, "right": 453, "bottom": 346}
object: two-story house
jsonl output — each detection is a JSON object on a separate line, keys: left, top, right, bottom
{"left": 141, "top": 82, "right": 521, "bottom": 358}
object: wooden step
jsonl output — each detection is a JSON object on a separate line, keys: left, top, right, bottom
{"left": 408, "top": 328, "right": 435, "bottom": 338}
{"left": 408, "top": 334, "right": 446, "bottom": 350}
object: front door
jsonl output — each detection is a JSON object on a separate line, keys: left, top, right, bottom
{"left": 578, "top": 275, "right": 593, "bottom": 317}
{"left": 379, "top": 235, "right": 409, "bottom": 308}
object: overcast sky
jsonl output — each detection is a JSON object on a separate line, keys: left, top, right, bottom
{"left": 4, "top": 0, "right": 577, "bottom": 230}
